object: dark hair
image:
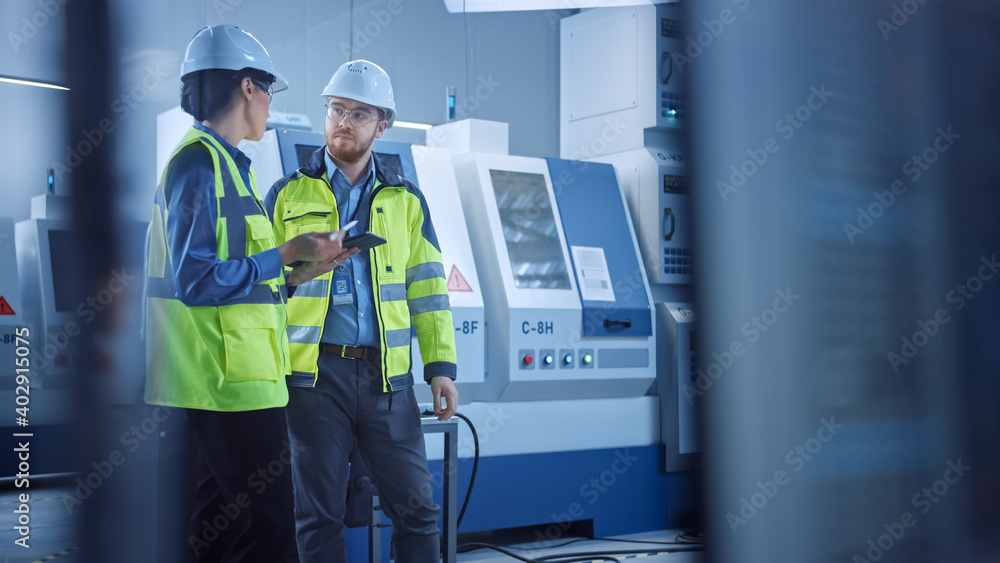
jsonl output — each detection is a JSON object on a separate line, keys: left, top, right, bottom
{"left": 180, "top": 67, "right": 273, "bottom": 121}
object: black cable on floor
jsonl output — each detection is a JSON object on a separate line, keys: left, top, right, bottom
{"left": 454, "top": 542, "right": 621, "bottom": 563}
{"left": 533, "top": 546, "right": 706, "bottom": 561}
{"left": 521, "top": 535, "right": 704, "bottom": 552}
{"left": 675, "top": 528, "right": 705, "bottom": 544}
{"left": 547, "top": 557, "right": 620, "bottom": 563}
{"left": 423, "top": 409, "right": 479, "bottom": 530}
{"left": 458, "top": 541, "right": 705, "bottom": 563}
{"left": 452, "top": 411, "right": 478, "bottom": 528}
{"left": 455, "top": 542, "right": 536, "bottom": 562}
{"left": 585, "top": 534, "right": 706, "bottom": 547}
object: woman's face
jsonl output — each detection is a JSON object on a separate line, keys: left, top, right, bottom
{"left": 244, "top": 79, "right": 271, "bottom": 142}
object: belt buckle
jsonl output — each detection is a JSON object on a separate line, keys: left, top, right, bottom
{"left": 340, "top": 345, "right": 350, "bottom": 359}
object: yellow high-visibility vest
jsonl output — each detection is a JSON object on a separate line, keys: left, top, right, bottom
{"left": 267, "top": 150, "right": 456, "bottom": 391}
{"left": 145, "top": 127, "right": 290, "bottom": 411}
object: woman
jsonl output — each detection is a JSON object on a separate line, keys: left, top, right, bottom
{"left": 144, "top": 24, "right": 356, "bottom": 561}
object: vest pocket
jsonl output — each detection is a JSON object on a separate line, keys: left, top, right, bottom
{"left": 246, "top": 214, "right": 277, "bottom": 255}
{"left": 372, "top": 208, "right": 406, "bottom": 271}
{"left": 218, "top": 305, "right": 281, "bottom": 382}
{"left": 284, "top": 214, "right": 330, "bottom": 232}
{"left": 283, "top": 202, "right": 333, "bottom": 229}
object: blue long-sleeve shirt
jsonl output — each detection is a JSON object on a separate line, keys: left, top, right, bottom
{"left": 321, "top": 150, "right": 380, "bottom": 348}
{"left": 164, "top": 124, "right": 283, "bottom": 306}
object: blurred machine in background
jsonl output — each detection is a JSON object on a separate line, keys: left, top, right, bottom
{"left": 10, "top": 193, "right": 77, "bottom": 432}
{"left": 560, "top": 2, "right": 699, "bottom": 472}
{"left": 0, "top": 217, "right": 27, "bottom": 424}
{"left": 15, "top": 193, "right": 146, "bottom": 407}
{"left": 0, "top": 189, "right": 144, "bottom": 478}
{"left": 16, "top": 193, "right": 76, "bottom": 390}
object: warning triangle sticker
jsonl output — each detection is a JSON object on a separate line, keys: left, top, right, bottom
{"left": 0, "top": 296, "right": 14, "bottom": 316}
{"left": 447, "top": 265, "right": 473, "bottom": 292}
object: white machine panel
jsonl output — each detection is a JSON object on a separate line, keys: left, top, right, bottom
{"left": 657, "top": 302, "right": 699, "bottom": 471}
{"left": 561, "top": 3, "right": 685, "bottom": 159}
{"left": 156, "top": 106, "right": 192, "bottom": 185}
{"left": 453, "top": 153, "right": 655, "bottom": 401}
{"left": 566, "top": 10, "right": 639, "bottom": 122}
{"left": 591, "top": 144, "right": 690, "bottom": 285}
{"left": 238, "top": 129, "right": 284, "bottom": 195}
{"left": 410, "top": 145, "right": 485, "bottom": 404}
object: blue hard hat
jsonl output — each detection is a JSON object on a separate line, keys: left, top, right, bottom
{"left": 181, "top": 24, "right": 287, "bottom": 92}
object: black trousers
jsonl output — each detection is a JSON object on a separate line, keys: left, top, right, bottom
{"left": 286, "top": 352, "right": 441, "bottom": 563}
{"left": 184, "top": 407, "right": 295, "bottom": 562}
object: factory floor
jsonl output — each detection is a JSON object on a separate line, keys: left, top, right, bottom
{"left": 0, "top": 486, "right": 703, "bottom": 563}
{"left": 0, "top": 486, "right": 79, "bottom": 563}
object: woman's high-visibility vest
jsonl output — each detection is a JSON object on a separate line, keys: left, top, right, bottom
{"left": 144, "top": 127, "right": 290, "bottom": 411}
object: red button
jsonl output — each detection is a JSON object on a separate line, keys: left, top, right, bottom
{"left": 523, "top": 354, "right": 534, "bottom": 365}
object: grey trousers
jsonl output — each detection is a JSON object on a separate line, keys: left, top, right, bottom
{"left": 286, "top": 350, "right": 441, "bottom": 563}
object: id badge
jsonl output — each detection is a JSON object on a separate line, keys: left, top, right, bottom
{"left": 331, "top": 274, "right": 353, "bottom": 305}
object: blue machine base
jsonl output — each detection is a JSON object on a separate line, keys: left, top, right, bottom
{"left": 344, "top": 445, "right": 700, "bottom": 562}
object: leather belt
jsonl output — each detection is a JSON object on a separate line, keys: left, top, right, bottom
{"left": 321, "top": 343, "right": 379, "bottom": 361}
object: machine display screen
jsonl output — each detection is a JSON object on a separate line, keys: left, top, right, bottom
{"left": 489, "top": 169, "right": 571, "bottom": 289}
{"left": 295, "top": 144, "right": 319, "bottom": 167}
{"left": 374, "top": 152, "right": 403, "bottom": 176}
{"left": 664, "top": 174, "right": 688, "bottom": 194}
{"left": 295, "top": 145, "right": 405, "bottom": 179}
{"left": 48, "top": 229, "right": 77, "bottom": 312}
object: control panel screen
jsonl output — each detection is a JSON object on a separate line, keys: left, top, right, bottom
{"left": 374, "top": 152, "right": 404, "bottom": 177}
{"left": 664, "top": 174, "right": 688, "bottom": 194}
{"left": 489, "top": 170, "right": 571, "bottom": 289}
{"left": 295, "top": 144, "right": 320, "bottom": 167}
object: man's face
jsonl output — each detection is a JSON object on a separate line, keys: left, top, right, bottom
{"left": 324, "top": 96, "right": 388, "bottom": 165}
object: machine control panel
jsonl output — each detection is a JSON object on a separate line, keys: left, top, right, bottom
{"left": 454, "top": 151, "right": 655, "bottom": 401}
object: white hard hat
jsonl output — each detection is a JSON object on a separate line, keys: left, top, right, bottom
{"left": 322, "top": 60, "right": 395, "bottom": 128}
{"left": 181, "top": 24, "right": 287, "bottom": 92}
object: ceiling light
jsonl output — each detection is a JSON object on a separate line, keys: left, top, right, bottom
{"left": 0, "top": 74, "right": 69, "bottom": 91}
{"left": 443, "top": 0, "right": 673, "bottom": 12}
{"left": 394, "top": 121, "right": 433, "bottom": 130}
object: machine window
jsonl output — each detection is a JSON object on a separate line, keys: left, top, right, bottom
{"left": 295, "top": 144, "right": 320, "bottom": 167}
{"left": 374, "top": 152, "right": 403, "bottom": 176}
{"left": 489, "top": 170, "right": 571, "bottom": 289}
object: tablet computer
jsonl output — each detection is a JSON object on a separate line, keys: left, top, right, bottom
{"left": 343, "top": 231, "right": 387, "bottom": 253}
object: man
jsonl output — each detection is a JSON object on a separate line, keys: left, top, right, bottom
{"left": 264, "top": 60, "right": 459, "bottom": 562}
{"left": 145, "top": 25, "right": 356, "bottom": 561}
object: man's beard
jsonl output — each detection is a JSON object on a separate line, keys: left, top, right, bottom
{"left": 327, "top": 128, "right": 376, "bottom": 165}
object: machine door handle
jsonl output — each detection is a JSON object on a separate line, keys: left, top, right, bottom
{"left": 664, "top": 208, "right": 676, "bottom": 241}
{"left": 604, "top": 319, "right": 632, "bottom": 329}
{"left": 661, "top": 51, "right": 674, "bottom": 85}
